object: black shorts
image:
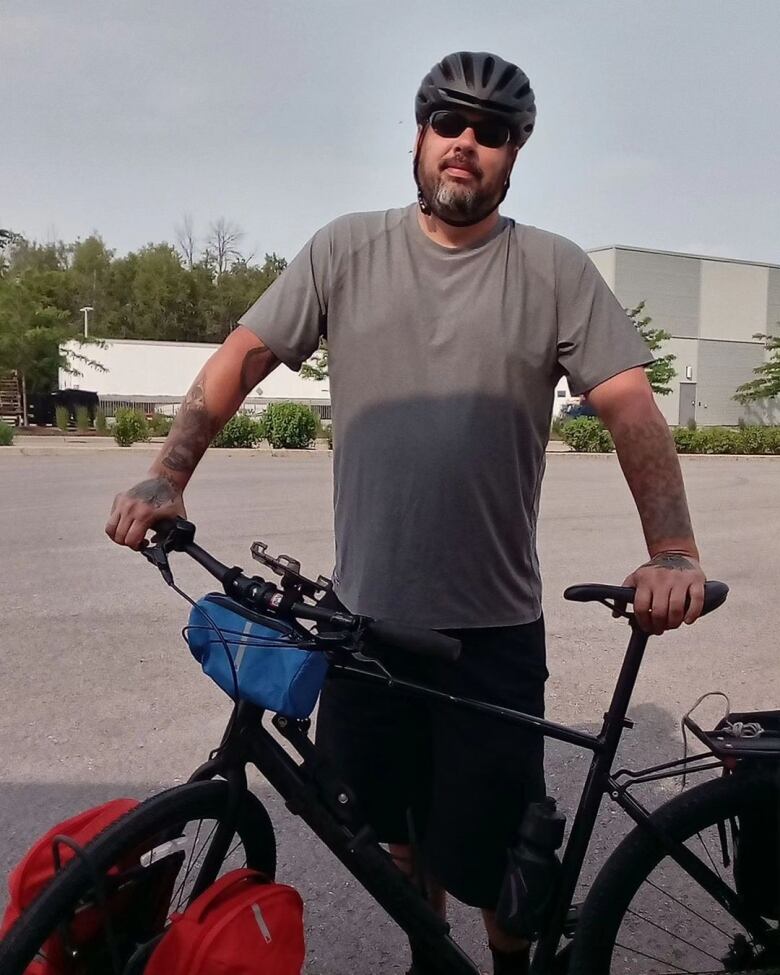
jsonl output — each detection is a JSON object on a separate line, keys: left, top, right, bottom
{"left": 315, "top": 609, "right": 548, "bottom": 909}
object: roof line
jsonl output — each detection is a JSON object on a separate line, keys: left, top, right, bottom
{"left": 587, "top": 244, "right": 780, "bottom": 270}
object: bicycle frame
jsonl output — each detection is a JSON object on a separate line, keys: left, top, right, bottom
{"left": 185, "top": 615, "right": 768, "bottom": 974}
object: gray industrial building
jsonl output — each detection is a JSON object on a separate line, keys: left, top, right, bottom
{"left": 587, "top": 246, "right": 780, "bottom": 427}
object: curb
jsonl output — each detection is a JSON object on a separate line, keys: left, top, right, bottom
{"left": 3, "top": 445, "right": 780, "bottom": 460}
{"left": 0, "top": 445, "right": 334, "bottom": 458}
{"left": 546, "top": 451, "right": 780, "bottom": 460}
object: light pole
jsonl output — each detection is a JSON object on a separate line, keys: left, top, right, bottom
{"left": 79, "top": 306, "right": 94, "bottom": 338}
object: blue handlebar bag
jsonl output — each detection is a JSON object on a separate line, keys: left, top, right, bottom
{"left": 185, "top": 593, "right": 329, "bottom": 719}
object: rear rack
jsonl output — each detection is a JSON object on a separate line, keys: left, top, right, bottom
{"left": 683, "top": 709, "right": 780, "bottom": 760}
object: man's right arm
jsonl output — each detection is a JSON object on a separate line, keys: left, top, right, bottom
{"left": 105, "top": 327, "right": 279, "bottom": 549}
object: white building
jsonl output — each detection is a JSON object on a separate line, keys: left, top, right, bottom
{"left": 59, "top": 338, "right": 331, "bottom": 418}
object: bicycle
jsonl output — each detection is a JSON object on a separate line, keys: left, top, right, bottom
{"left": 0, "top": 518, "right": 777, "bottom": 974}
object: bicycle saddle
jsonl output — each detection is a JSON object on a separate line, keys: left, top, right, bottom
{"left": 564, "top": 581, "right": 728, "bottom": 618}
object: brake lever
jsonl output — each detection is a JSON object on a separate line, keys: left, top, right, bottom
{"left": 140, "top": 539, "right": 174, "bottom": 586}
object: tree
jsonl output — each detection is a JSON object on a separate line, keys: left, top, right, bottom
{"left": 205, "top": 218, "right": 244, "bottom": 279}
{"left": 626, "top": 301, "right": 676, "bottom": 395}
{"left": 69, "top": 235, "right": 115, "bottom": 330}
{"left": 300, "top": 338, "right": 329, "bottom": 380}
{"left": 0, "top": 278, "right": 105, "bottom": 424}
{"left": 111, "top": 244, "right": 199, "bottom": 341}
{"left": 0, "top": 229, "right": 24, "bottom": 276}
{"left": 206, "top": 253, "right": 287, "bottom": 343}
{"left": 734, "top": 332, "right": 780, "bottom": 404}
{"left": 175, "top": 214, "right": 197, "bottom": 271}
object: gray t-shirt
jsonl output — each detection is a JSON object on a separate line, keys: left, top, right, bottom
{"left": 240, "top": 204, "right": 651, "bottom": 628}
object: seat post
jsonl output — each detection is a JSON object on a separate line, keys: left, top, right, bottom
{"left": 599, "top": 618, "right": 650, "bottom": 751}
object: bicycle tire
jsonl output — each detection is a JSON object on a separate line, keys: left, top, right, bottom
{"left": 569, "top": 766, "right": 780, "bottom": 974}
{"left": 0, "top": 780, "right": 276, "bottom": 975}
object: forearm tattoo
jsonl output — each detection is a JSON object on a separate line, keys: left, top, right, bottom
{"left": 611, "top": 417, "right": 694, "bottom": 549}
{"left": 126, "top": 474, "right": 178, "bottom": 508}
{"left": 161, "top": 376, "right": 220, "bottom": 476}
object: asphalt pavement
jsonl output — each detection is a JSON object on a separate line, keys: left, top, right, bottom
{"left": 0, "top": 451, "right": 778, "bottom": 972}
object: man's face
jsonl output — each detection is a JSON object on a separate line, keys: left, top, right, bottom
{"left": 416, "top": 109, "right": 518, "bottom": 225}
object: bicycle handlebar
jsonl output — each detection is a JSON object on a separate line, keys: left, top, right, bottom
{"left": 147, "top": 518, "right": 462, "bottom": 663}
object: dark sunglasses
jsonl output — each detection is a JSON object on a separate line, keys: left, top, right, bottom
{"left": 428, "top": 110, "right": 513, "bottom": 149}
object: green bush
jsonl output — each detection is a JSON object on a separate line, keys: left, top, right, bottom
{"left": 0, "top": 420, "right": 14, "bottom": 446}
{"left": 95, "top": 408, "right": 108, "bottom": 435}
{"left": 55, "top": 405, "right": 70, "bottom": 432}
{"left": 701, "top": 427, "right": 739, "bottom": 454}
{"left": 75, "top": 405, "right": 91, "bottom": 433}
{"left": 550, "top": 415, "right": 568, "bottom": 439}
{"left": 673, "top": 425, "right": 780, "bottom": 455}
{"left": 113, "top": 408, "right": 150, "bottom": 447}
{"left": 559, "top": 417, "right": 614, "bottom": 453}
{"left": 149, "top": 412, "right": 174, "bottom": 437}
{"left": 258, "top": 402, "right": 317, "bottom": 449}
{"left": 212, "top": 412, "right": 264, "bottom": 449}
{"left": 672, "top": 426, "right": 705, "bottom": 454}
{"left": 735, "top": 425, "right": 780, "bottom": 454}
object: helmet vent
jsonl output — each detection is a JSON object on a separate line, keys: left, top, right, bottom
{"left": 461, "top": 52, "right": 475, "bottom": 88}
{"left": 481, "top": 56, "right": 495, "bottom": 88}
{"left": 495, "top": 64, "right": 516, "bottom": 92}
{"left": 440, "top": 59, "right": 454, "bottom": 82}
{"left": 515, "top": 81, "right": 531, "bottom": 100}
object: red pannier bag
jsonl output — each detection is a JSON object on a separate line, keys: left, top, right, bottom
{"left": 0, "top": 798, "right": 181, "bottom": 974}
{"left": 144, "top": 868, "right": 305, "bottom": 975}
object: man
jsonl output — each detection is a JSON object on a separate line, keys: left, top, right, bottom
{"left": 107, "top": 52, "right": 707, "bottom": 974}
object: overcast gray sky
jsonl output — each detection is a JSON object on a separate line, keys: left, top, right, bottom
{"left": 3, "top": 0, "right": 779, "bottom": 265}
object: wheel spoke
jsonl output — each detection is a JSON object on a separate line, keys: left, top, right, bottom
{"left": 624, "top": 907, "right": 727, "bottom": 964}
{"left": 644, "top": 877, "right": 733, "bottom": 939}
{"left": 614, "top": 939, "right": 694, "bottom": 973}
{"left": 170, "top": 821, "right": 217, "bottom": 909}
{"left": 695, "top": 830, "right": 724, "bottom": 884}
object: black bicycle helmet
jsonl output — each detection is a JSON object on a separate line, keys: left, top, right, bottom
{"left": 415, "top": 51, "right": 536, "bottom": 146}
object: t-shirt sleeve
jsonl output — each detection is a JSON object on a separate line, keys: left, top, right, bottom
{"left": 238, "top": 226, "right": 332, "bottom": 371}
{"left": 555, "top": 238, "right": 654, "bottom": 396}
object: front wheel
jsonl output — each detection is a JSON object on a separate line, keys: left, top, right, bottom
{"left": 0, "top": 780, "right": 276, "bottom": 975}
{"left": 570, "top": 766, "right": 780, "bottom": 974}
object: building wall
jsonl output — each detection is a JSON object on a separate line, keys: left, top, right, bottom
{"left": 614, "top": 249, "right": 701, "bottom": 339}
{"left": 767, "top": 268, "right": 780, "bottom": 337}
{"left": 590, "top": 246, "right": 778, "bottom": 426}
{"left": 654, "top": 336, "right": 699, "bottom": 425}
{"left": 587, "top": 249, "right": 616, "bottom": 289}
{"left": 696, "top": 339, "right": 767, "bottom": 426}
{"left": 699, "top": 262, "right": 769, "bottom": 342}
{"left": 59, "top": 339, "right": 330, "bottom": 403}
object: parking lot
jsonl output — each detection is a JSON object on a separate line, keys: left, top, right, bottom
{"left": 1, "top": 451, "right": 778, "bottom": 972}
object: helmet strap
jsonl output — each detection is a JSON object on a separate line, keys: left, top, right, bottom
{"left": 413, "top": 125, "right": 433, "bottom": 215}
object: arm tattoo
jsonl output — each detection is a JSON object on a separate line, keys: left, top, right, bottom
{"left": 127, "top": 474, "right": 178, "bottom": 508}
{"left": 160, "top": 376, "right": 220, "bottom": 476}
{"left": 610, "top": 417, "right": 695, "bottom": 550}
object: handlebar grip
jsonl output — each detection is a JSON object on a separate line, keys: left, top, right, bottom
{"left": 366, "top": 620, "right": 461, "bottom": 662}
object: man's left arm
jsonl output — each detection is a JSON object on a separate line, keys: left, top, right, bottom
{"left": 586, "top": 367, "right": 707, "bottom": 634}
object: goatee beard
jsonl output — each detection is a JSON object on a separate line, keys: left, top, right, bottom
{"left": 425, "top": 175, "right": 502, "bottom": 226}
